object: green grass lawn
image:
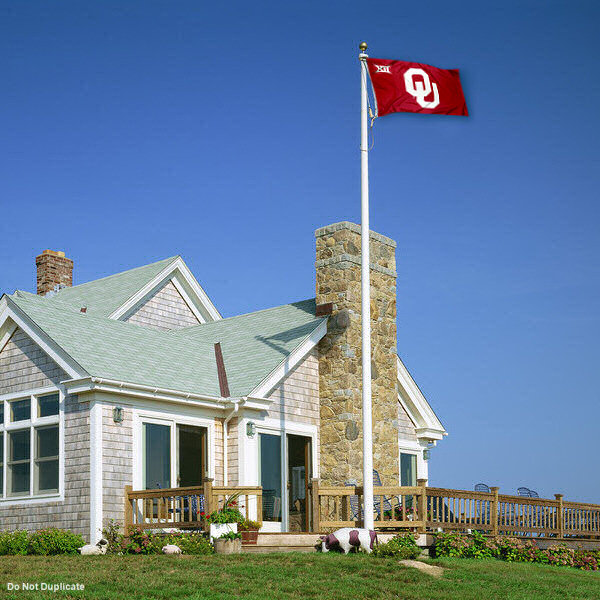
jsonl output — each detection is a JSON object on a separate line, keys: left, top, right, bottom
{"left": 0, "top": 554, "right": 599, "bottom": 600}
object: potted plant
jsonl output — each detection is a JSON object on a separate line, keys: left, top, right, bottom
{"left": 238, "top": 519, "right": 262, "bottom": 545}
{"left": 206, "top": 494, "right": 245, "bottom": 543}
{"left": 213, "top": 531, "right": 242, "bottom": 554}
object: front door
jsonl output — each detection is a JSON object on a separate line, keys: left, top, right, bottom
{"left": 286, "top": 434, "right": 312, "bottom": 532}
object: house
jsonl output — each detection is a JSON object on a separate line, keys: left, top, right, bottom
{"left": 0, "top": 221, "right": 446, "bottom": 541}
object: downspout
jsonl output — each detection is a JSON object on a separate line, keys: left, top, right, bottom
{"left": 223, "top": 400, "right": 240, "bottom": 487}
{"left": 214, "top": 341, "right": 240, "bottom": 487}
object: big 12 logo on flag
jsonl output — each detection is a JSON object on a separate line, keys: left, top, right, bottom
{"left": 366, "top": 58, "right": 468, "bottom": 116}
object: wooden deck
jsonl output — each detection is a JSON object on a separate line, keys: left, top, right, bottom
{"left": 124, "top": 479, "right": 600, "bottom": 541}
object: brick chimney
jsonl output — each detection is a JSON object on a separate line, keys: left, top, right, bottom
{"left": 36, "top": 250, "right": 73, "bottom": 295}
{"left": 315, "top": 222, "right": 399, "bottom": 486}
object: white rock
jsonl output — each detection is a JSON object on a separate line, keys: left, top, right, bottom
{"left": 78, "top": 538, "right": 108, "bottom": 555}
{"left": 162, "top": 544, "right": 182, "bottom": 555}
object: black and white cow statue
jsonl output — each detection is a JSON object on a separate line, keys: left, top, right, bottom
{"left": 320, "top": 528, "right": 377, "bottom": 554}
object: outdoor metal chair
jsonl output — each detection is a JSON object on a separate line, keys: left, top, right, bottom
{"left": 474, "top": 483, "right": 492, "bottom": 527}
{"left": 516, "top": 487, "right": 543, "bottom": 536}
{"left": 346, "top": 470, "right": 396, "bottom": 521}
{"left": 372, "top": 469, "right": 396, "bottom": 515}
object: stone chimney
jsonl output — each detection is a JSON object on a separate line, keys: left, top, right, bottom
{"left": 316, "top": 222, "right": 399, "bottom": 486}
{"left": 36, "top": 250, "right": 73, "bottom": 295}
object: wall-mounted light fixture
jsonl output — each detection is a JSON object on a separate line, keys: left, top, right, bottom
{"left": 113, "top": 406, "right": 124, "bottom": 423}
{"left": 423, "top": 449, "right": 431, "bottom": 461}
{"left": 246, "top": 421, "right": 256, "bottom": 438}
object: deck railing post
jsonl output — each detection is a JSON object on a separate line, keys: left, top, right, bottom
{"left": 490, "top": 487, "right": 499, "bottom": 536}
{"left": 257, "top": 488, "right": 263, "bottom": 525}
{"left": 203, "top": 478, "right": 214, "bottom": 532}
{"left": 124, "top": 485, "right": 133, "bottom": 532}
{"left": 417, "top": 479, "right": 427, "bottom": 533}
{"left": 311, "top": 478, "right": 320, "bottom": 533}
{"left": 555, "top": 493, "right": 564, "bottom": 538}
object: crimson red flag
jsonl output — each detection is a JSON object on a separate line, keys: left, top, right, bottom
{"left": 366, "top": 58, "right": 468, "bottom": 117}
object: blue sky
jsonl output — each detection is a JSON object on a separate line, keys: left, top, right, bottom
{"left": 1, "top": 1, "right": 598, "bottom": 501}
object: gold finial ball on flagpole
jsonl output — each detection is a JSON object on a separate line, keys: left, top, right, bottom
{"left": 359, "top": 42, "right": 368, "bottom": 52}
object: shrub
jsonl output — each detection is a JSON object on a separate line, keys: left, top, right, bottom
{"left": 574, "top": 550, "right": 599, "bottom": 571}
{"left": 122, "top": 527, "right": 157, "bottom": 555}
{"left": 155, "top": 532, "right": 214, "bottom": 555}
{"left": 0, "top": 529, "right": 84, "bottom": 556}
{"left": 102, "top": 519, "right": 124, "bottom": 555}
{"left": 432, "top": 532, "right": 474, "bottom": 558}
{"left": 121, "top": 527, "right": 214, "bottom": 555}
{"left": 238, "top": 519, "right": 262, "bottom": 531}
{"left": 372, "top": 533, "right": 421, "bottom": 559}
{"left": 216, "top": 531, "right": 241, "bottom": 541}
{"left": 206, "top": 493, "right": 245, "bottom": 524}
{"left": 0, "top": 530, "right": 29, "bottom": 555}
{"left": 433, "top": 532, "right": 600, "bottom": 571}
{"left": 27, "top": 528, "right": 84, "bottom": 555}
{"left": 206, "top": 507, "right": 245, "bottom": 524}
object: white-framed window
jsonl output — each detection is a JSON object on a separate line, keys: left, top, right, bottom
{"left": 400, "top": 452, "right": 418, "bottom": 486}
{"left": 139, "top": 417, "right": 208, "bottom": 491}
{"left": 0, "top": 390, "right": 61, "bottom": 500}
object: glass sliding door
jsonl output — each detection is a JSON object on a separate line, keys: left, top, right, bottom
{"left": 259, "top": 433, "right": 282, "bottom": 523}
{"left": 287, "top": 435, "right": 312, "bottom": 532}
{"left": 143, "top": 423, "right": 171, "bottom": 490}
{"left": 177, "top": 424, "right": 206, "bottom": 488}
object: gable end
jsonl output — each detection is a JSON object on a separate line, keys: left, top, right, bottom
{"left": 0, "top": 328, "right": 68, "bottom": 395}
{"left": 124, "top": 279, "right": 201, "bottom": 331}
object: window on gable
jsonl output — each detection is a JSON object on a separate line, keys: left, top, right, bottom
{"left": 1, "top": 391, "right": 61, "bottom": 500}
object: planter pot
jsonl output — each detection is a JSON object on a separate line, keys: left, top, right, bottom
{"left": 214, "top": 538, "right": 242, "bottom": 555}
{"left": 210, "top": 522, "right": 237, "bottom": 543}
{"left": 240, "top": 529, "right": 259, "bottom": 545}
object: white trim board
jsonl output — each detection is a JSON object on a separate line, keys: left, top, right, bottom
{"left": 397, "top": 355, "right": 447, "bottom": 442}
{"left": 89, "top": 399, "right": 103, "bottom": 543}
{"left": 0, "top": 298, "right": 86, "bottom": 380}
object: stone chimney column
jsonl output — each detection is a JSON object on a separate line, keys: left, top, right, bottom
{"left": 316, "top": 222, "right": 399, "bottom": 486}
{"left": 36, "top": 250, "right": 73, "bottom": 295}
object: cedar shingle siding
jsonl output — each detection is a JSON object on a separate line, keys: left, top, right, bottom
{"left": 0, "top": 328, "right": 90, "bottom": 538}
{"left": 125, "top": 280, "right": 200, "bottom": 331}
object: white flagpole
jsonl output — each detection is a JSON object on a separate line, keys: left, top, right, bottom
{"left": 359, "top": 41, "right": 374, "bottom": 531}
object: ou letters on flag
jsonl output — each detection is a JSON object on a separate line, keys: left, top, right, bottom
{"left": 366, "top": 58, "right": 468, "bottom": 117}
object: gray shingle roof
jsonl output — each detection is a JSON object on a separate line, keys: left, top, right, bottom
{"left": 8, "top": 286, "right": 325, "bottom": 399}
{"left": 41, "top": 256, "right": 179, "bottom": 317}
{"left": 168, "top": 299, "right": 324, "bottom": 397}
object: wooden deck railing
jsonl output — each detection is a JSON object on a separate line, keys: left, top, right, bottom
{"left": 124, "top": 479, "right": 262, "bottom": 531}
{"left": 124, "top": 478, "right": 600, "bottom": 540}
{"left": 313, "top": 479, "right": 600, "bottom": 539}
